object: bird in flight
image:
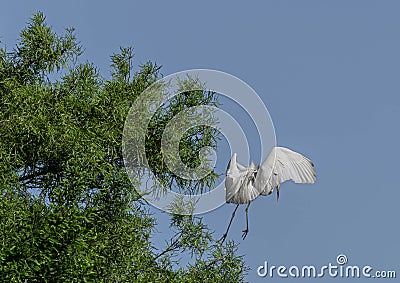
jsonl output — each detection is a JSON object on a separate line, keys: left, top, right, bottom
{"left": 219, "top": 146, "right": 316, "bottom": 243}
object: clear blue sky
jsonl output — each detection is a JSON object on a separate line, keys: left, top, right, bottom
{"left": 1, "top": 1, "right": 399, "bottom": 282}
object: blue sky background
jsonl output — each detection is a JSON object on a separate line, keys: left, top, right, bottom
{"left": 1, "top": 1, "right": 399, "bottom": 282}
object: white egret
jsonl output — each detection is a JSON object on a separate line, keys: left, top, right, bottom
{"left": 220, "top": 146, "right": 316, "bottom": 242}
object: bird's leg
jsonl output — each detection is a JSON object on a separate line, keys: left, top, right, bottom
{"left": 276, "top": 183, "right": 280, "bottom": 202}
{"left": 219, "top": 204, "right": 239, "bottom": 244}
{"left": 242, "top": 202, "right": 251, "bottom": 240}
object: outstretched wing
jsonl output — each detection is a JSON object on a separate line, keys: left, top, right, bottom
{"left": 255, "top": 147, "right": 316, "bottom": 195}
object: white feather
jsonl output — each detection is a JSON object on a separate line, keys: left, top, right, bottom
{"left": 225, "top": 147, "right": 316, "bottom": 203}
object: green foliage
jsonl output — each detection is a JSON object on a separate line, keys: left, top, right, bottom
{"left": 0, "top": 13, "right": 247, "bottom": 282}
{"left": 146, "top": 78, "right": 221, "bottom": 195}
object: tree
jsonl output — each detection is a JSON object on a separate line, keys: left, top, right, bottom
{"left": 0, "top": 12, "right": 247, "bottom": 282}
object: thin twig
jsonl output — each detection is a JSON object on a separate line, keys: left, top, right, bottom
{"left": 154, "top": 235, "right": 182, "bottom": 260}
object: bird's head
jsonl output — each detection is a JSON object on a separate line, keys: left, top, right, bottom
{"left": 249, "top": 161, "right": 258, "bottom": 172}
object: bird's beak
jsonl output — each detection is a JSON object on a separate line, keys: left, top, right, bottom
{"left": 276, "top": 183, "right": 280, "bottom": 202}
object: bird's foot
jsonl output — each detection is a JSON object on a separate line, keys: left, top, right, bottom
{"left": 241, "top": 229, "right": 249, "bottom": 240}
